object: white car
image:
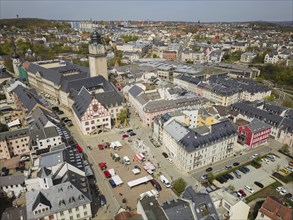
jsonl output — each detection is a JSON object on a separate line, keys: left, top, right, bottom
{"left": 20, "top": 155, "right": 30, "bottom": 162}
{"left": 244, "top": 185, "right": 254, "bottom": 193}
{"left": 276, "top": 187, "right": 284, "bottom": 192}
{"left": 167, "top": 158, "right": 173, "bottom": 164}
{"left": 284, "top": 165, "right": 293, "bottom": 172}
{"left": 252, "top": 154, "right": 259, "bottom": 158}
{"left": 280, "top": 189, "right": 287, "bottom": 196}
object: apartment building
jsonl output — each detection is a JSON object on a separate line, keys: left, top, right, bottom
{"left": 237, "top": 118, "right": 271, "bottom": 148}
{"left": 0, "top": 174, "right": 26, "bottom": 197}
{"left": 240, "top": 52, "right": 256, "bottom": 63}
{"left": 0, "top": 128, "right": 30, "bottom": 160}
{"left": 128, "top": 85, "right": 204, "bottom": 126}
{"left": 231, "top": 101, "right": 293, "bottom": 148}
{"left": 25, "top": 147, "right": 92, "bottom": 220}
{"left": 162, "top": 119, "right": 237, "bottom": 172}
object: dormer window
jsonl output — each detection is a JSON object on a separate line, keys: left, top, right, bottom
{"left": 69, "top": 196, "right": 75, "bottom": 203}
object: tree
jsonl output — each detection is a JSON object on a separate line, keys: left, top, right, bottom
{"left": 117, "top": 108, "right": 129, "bottom": 126}
{"left": 4, "top": 57, "right": 13, "bottom": 72}
{"left": 282, "top": 99, "right": 293, "bottom": 108}
{"left": 281, "top": 144, "right": 290, "bottom": 154}
{"left": 264, "top": 94, "right": 275, "bottom": 101}
{"left": 172, "top": 178, "right": 186, "bottom": 196}
{"left": 152, "top": 54, "right": 159, "bottom": 58}
{"left": 0, "top": 122, "right": 8, "bottom": 133}
{"left": 227, "top": 185, "right": 235, "bottom": 191}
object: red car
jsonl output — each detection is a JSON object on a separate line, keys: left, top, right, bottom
{"left": 103, "top": 170, "right": 111, "bottom": 178}
{"left": 238, "top": 189, "right": 247, "bottom": 197}
{"left": 99, "top": 162, "right": 107, "bottom": 170}
{"left": 122, "top": 134, "right": 129, "bottom": 139}
{"left": 98, "top": 144, "right": 104, "bottom": 150}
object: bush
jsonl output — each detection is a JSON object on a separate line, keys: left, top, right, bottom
{"left": 272, "top": 172, "right": 293, "bottom": 183}
{"left": 251, "top": 161, "right": 262, "bottom": 169}
{"left": 171, "top": 178, "right": 186, "bottom": 196}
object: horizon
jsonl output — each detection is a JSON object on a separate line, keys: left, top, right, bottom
{"left": 1, "top": 1, "right": 292, "bottom": 22}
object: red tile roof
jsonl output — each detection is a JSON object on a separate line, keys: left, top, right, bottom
{"left": 259, "top": 196, "right": 292, "bottom": 220}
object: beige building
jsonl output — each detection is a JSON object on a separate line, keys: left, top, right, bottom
{"left": 162, "top": 119, "right": 237, "bottom": 172}
{"left": 0, "top": 128, "right": 30, "bottom": 160}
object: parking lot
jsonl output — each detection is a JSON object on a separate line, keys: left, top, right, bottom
{"left": 84, "top": 129, "right": 175, "bottom": 210}
{"left": 213, "top": 153, "right": 291, "bottom": 196}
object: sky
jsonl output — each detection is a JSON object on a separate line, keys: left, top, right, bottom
{"left": 1, "top": 0, "right": 292, "bottom": 22}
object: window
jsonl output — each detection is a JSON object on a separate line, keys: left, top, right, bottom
{"left": 85, "top": 122, "right": 89, "bottom": 125}
{"left": 91, "top": 120, "right": 94, "bottom": 124}
{"left": 86, "top": 127, "right": 89, "bottom": 131}
{"left": 68, "top": 209, "right": 72, "bottom": 214}
{"left": 76, "top": 207, "right": 79, "bottom": 211}
{"left": 84, "top": 211, "right": 88, "bottom": 216}
{"left": 70, "top": 217, "right": 73, "bottom": 220}
{"left": 77, "top": 214, "right": 80, "bottom": 218}
{"left": 83, "top": 204, "right": 87, "bottom": 209}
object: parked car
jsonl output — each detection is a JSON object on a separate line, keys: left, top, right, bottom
{"left": 285, "top": 193, "right": 292, "bottom": 199}
{"left": 99, "top": 194, "right": 106, "bottom": 206}
{"left": 20, "top": 155, "right": 30, "bottom": 162}
{"left": 284, "top": 165, "right": 293, "bottom": 172}
{"left": 150, "top": 179, "right": 162, "bottom": 191}
{"left": 61, "top": 117, "right": 69, "bottom": 122}
{"left": 276, "top": 187, "right": 284, "bottom": 192}
{"left": 280, "top": 169, "right": 290, "bottom": 175}
{"left": 244, "top": 185, "right": 254, "bottom": 193}
{"left": 98, "top": 144, "right": 104, "bottom": 150}
{"left": 267, "top": 154, "right": 276, "bottom": 162}
{"left": 252, "top": 154, "right": 259, "bottom": 158}
{"left": 254, "top": 181, "right": 264, "bottom": 188}
{"left": 242, "top": 166, "right": 250, "bottom": 173}
{"left": 238, "top": 189, "right": 247, "bottom": 197}
{"left": 162, "top": 152, "right": 168, "bottom": 158}
{"left": 216, "top": 176, "right": 227, "bottom": 184}
{"left": 129, "top": 132, "right": 136, "bottom": 136}
{"left": 206, "top": 167, "right": 213, "bottom": 172}
{"left": 201, "top": 174, "right": 208, "bottom": 180}
{"left": 127, "top": 129, "right": 133, "bottom": 133}
{"left": 233, "top": 162, "right": 240, "bottom": 166}
{"left": 57, "top": 110, "right": 64, "bottom": 115}
{"left": 226, "top": 173, "right": 234, "bottom": 180}
{"left": 103, "top": 170, "right": 111, "bottom": 178}
{"left": 280, "top": 189, "right": 287, "bottom": 196}
{"left": 109, "top": 179, "right": 116, "bottom": 188}
{"left": 99, "top": 162, "right": 107, "bottom": 170}
{"left": 134, "top": 165, "right": 141, "bottom": 171}
{"left": 167, "top": 158, "right": 173, "bottom": 163}
{"left": 239, "top": 167, "right": 248, "bottom": 174}
{"left": 1, "top": 167, "right": 9, "bottom": 176}
{"left": 122, "top": 134, "right": 129, "bottom": 139}
{"left": 225, "top": 165, "right": 232, "bottom": 170}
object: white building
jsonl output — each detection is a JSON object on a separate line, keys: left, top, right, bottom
{"left": 0, "top": 174, "right": 26, "bottom": 197}
{"left": 162, "top": 120, "right": 237, "bottom": 172}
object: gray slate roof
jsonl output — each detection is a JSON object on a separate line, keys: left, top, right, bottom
{"left": 13, "top": 85, "right": 48, "bottom": 112}
{"left": 139, "top": 196, "right": 168, "bottom": 220}
{"left": 0, "top": 174, "right": 26, "bottom": 187}
{"left": 164, "top": 120, "right": 189, "bottom": 141}
{"left": 232, "top": 102, "right": 293, "bottom": 133}
{"left": 247, "top": 119, "right": 271, "bottom": 133}
{"left": 179, "top": 120, "right": 237, "bottom": 153}
{"left": 30, "top": 126, "right": 59, "bottom": 141}
{"left": 128, "top": 85, "right": 144, "bottom": 98}
{"left": 182, "top": 186, "right": 219, "bottom": 220}
{"left": 161, "top": 199, "right": 194, "bottom": 220}
{"left": 0, "top": 128, "right": 29, "bottom": 141}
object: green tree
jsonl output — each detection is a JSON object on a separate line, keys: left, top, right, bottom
{"left": 120, "top": 34, "right": 139, "bottom": 43}
{"left": 282, "top": 99, "right": 293, "bottom": 108}
{"left": 4, "top": 57, "right": 13, "bottom": 72}
{"left": 152, "top": 54, "right": 159, "bottom": 58}
{"left": 0, "top": 122, "right": 8, "bottom": 133}
{"left": 117, "top": 108, "right": 129, "bottom": 125}
{"left": 172, "top": 178, "right": 186, "bottom": 196}
{"left": 264, "top": 94, "right": 275, "bottom": 101}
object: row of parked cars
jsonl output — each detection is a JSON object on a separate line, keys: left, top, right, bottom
{"left": 216, "top": 166, "right": 250, "bottom": 184}
{"left": 280, "top": 159, "right": 293, "bottom": 175}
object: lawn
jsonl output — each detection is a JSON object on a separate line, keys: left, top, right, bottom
{"left": 245, "top": 181, "right": 282, "bottom": 203}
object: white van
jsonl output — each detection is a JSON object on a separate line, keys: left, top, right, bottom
{"left": 159, "top": 175, "right": 171, "bottom": 188}
{"left": 123, "top": 156, "right": 131, "bottom": 165}
{"left": 139, "top": 189, "right": 159, "bottom": 199}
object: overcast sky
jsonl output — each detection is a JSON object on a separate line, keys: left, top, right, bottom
{"left": 1, "top": 0, "right": 292, "bottom": 22}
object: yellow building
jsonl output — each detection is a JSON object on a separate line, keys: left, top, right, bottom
{"left": 197, "top": 107, "right": 218, "bottom": 127}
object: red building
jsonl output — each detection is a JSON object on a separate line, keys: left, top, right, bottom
{"left": 163, "top": 51, "right": 177, "bottom": 60}
{"left": 237, "top": 118, "right": 271, "bottom": 148}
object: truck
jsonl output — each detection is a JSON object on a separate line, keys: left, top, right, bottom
{"left": 139, "top": 189, "right": 159, "bottom": 200}
{"left": 159, "top": 175, "right": 171, "bottom": 188}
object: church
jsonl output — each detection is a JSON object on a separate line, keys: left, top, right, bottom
{"left": 14, "top": 31, "right": 125, "bottom": 135}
